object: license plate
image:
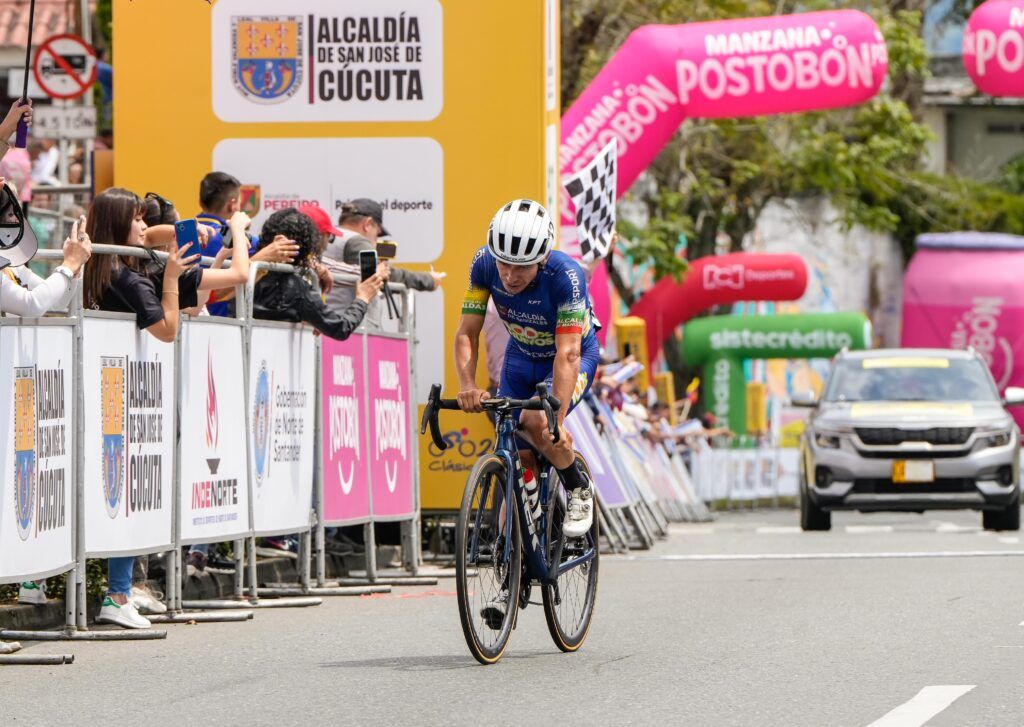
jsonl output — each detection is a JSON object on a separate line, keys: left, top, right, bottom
{"left": 893, "top": 460, "right": 935, "bottom": 483}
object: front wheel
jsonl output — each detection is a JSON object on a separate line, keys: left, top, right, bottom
{"left": 456, "top": 454, "right": 522, "bottom": 665}
{"left": 983, "top": 500, "right": 1021, "bottom": 531}
{"left": 800, "top": 485, "right": 831, "bottom": 531}
{"left": 542, "top": 453, "right": 600, "bottom": 652}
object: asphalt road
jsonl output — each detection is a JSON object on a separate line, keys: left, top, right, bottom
{"left": 5, "top": 508, "right": 1024, "bottom": 726}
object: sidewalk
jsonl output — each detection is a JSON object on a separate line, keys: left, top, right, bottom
{"left": 0, "top": 547, "right": 397, "bottom": 631}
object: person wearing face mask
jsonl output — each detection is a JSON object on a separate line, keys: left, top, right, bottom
{"left": 322, "top": 198, "right": 444, "bottom": 328}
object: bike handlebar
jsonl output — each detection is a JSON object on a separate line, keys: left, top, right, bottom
{"left": 420, "top": 383, "right": 562, "bottom": 451}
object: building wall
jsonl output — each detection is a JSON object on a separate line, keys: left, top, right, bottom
{"left": 922, "top": 102, "right": 1024, "bottom": 181}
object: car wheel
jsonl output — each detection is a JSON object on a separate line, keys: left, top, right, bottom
{"left": 800, "top": 485, "right": 831, "bottom": 531}
{"left": 983, "top": 501, "right": 1021, "bottom": 531}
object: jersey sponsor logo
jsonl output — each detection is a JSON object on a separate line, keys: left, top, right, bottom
{"left": 503, "top": 309, "right": 549, "bottom": 326}
{"left": 507, "top": 324, "right": 555, "bottom": 347}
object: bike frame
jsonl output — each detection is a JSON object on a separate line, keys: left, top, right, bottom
{"left": 468, "top": 406, "right": 597, "bottom": 587}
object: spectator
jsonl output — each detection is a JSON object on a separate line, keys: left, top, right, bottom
{"left": 82, "top": 187, "right": 251, "bottom": 628}
{"left": 0, "top": 188, "right": 88, "bottom": 318}
{"left": 0, "top": 100, "right": 32, "bottom": 214}
{"left": 0, "top": 200, "right": 90, "bottom": 609}
{"left": 29, "top": 139, "right": 59, "bottom": 186}
{"left": 195, "top": 172, "right": 259, "bottom": 316}
{"left": 252, "top": 208, "right": 386, "bottom": 339}
{"left": 193, "top": 172, "right": 303, "bottom": 318}
{"left": 323, "top": 199, "right": 443, "bottom": 328}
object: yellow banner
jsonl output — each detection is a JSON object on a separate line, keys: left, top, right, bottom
{"left": 114, "top": 0, "right": 559, "bottom": 511}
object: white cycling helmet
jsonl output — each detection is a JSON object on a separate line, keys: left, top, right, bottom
{"left": 487, "top": 199, "right": 554, "bottom": 266}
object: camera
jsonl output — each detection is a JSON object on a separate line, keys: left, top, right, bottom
{"left": 376, "top": 240, "right": 398, "bottom": 260}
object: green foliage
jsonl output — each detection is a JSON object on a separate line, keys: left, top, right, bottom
{"left": 998, "top": 155, "right": 1024, "bottom": 196}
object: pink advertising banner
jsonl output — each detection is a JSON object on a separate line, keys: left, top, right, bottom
{"left": 367, "top": 336, "right": 415, "bottom": 520}
{"left": 321, "top": 334, "right": 370, "bottom": 525}
{"left": 964, "top": 0, "right": 1024, "bottom": 97}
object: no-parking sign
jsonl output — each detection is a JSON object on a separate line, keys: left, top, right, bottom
{"left": 33, "top": 34, "right": 97, "bottom": 100}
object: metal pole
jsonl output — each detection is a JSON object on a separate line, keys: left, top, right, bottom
{"left": 168, "top": 316, "right": 183, "bottom": 614}
{"left": 404, "top": 289, "right": 421, "bottom": 576}
{"left": 362, "top": 327, "right": 377, "bottom": 582}
{"left": 314, "top": 334, "right": 327, "bottom": 587}
{"left": 73, "top": 292, "right": 87, "bottom": 631}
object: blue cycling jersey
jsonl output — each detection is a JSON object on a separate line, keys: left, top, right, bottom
{"left": 462, "top": 247, "right": 600, "bottom": 360}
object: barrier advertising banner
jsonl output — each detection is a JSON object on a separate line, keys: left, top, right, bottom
{"left": 82, "top": 317, "right": 174, "bottom": 555}
{"left": 321, "top": 334, "right": 371, "bottom": 525}
{"left": 367, "top": 336, "right": 415, "bottom": 520}
{"left": 179, "top": 321, "right": 251, "bottom": 543}
{"left": 249, "top": 325, "right": 316, "bottom": 535}
{"left": 0, "top": 326, "right": 75, "bottom": 582}
{"left": 564, "top": 408, "right": 630, "bottom": 509}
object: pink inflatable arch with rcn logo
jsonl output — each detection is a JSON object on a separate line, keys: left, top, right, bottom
{"left": 963, "top": 0, "right": 1024, "bottom": 97}
{"left": 901, "top": 233, "right": 1024, "bottom": 425}
{"left": 628, "top": 252, "right": 808, "bottom": 359}
{"left": 559, "top": 9, "right": 889, "bottom": 343}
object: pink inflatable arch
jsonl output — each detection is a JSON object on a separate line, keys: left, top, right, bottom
{"left": 559, "top": 10, "right": 888, "bottom": 343}
{"left": 628, "top": 253, "right": 809, "bottom": 358}
{"left": 963, "top": 0, "right": 1024, "bottom": 97}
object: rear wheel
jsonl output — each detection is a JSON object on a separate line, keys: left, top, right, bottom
{"left": 983, "top": 500, "right": 1021, "bottom": 531}
{"left": 542, "top": 453, "right": 600, "bottom": 652}
{"left": 456, "top": 455, "right": 522, "bottom": 665}
{"left": 800, "top": 485, "right": 831, "bottom": 531}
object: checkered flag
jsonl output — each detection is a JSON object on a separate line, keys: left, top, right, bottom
{"left": 564, "top": 140, "right": 617, "bottom": 265}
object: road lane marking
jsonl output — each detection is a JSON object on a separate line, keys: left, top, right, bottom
{"left": 846, "top": 525, "right": 894, "bottom": 534}
{"left": 934, "top": 521, "right": 978, "bottom": 533}
{"left": 755, "top": 526, "right": 802, "bottom": 534}
{"left": 999, "top": 537, "right": 1020, "bottom": 545}
{"left": 623, "top": 550, "right": 1024, "bottom": 562}
{"left": 865, "top": 685, "right": 975, "bottom": 727}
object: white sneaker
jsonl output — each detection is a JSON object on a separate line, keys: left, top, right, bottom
{"left": 18, "top": 581, "right": 47, "bottom": 605}
{"left": 131, "top": 585, "right": 168, "bottom": 614}
{"left": 0, "top": 641, "right": 22, "bottom": 654}
{"left": 562, "top": 484, "right": 594, "bottom": 539}
{"left": 96, "top": 596, "right": 152, "bottom": 629}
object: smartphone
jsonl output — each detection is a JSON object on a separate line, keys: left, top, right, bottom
{"left": 174, "top": 219, "right": 200, "bottom": 253}
{"left": 359, "top": 249, "right": 378, "bottom": 281}
{"left": 376, "top": 240, "right": 398, "bottom": 259}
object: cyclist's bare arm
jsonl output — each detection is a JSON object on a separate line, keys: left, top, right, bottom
{"left": 550, "top": 331, "right": 582, "bottom": 426}
{"left": 454, "top": 314, "right": 490, "bottom": 412}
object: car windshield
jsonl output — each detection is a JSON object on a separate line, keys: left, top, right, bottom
{"left": 823, "top": 356, "right": 1000, "bottom": 403}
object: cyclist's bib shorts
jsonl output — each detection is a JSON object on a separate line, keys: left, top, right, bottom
{"left": 498, "top": 336, "right": 601, "bottom": 429}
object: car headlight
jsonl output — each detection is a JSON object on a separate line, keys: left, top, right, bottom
{"left": 814, "top": 432, "right": 841, "bottom": 449}
{"left": 981, "top": 429, "right": 1013, "bottom": 448}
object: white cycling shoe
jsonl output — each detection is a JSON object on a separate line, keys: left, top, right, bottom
{"left": 562, "top": 483, "right": 594, "bottom": 539}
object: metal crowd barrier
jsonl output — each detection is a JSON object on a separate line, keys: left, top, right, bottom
{"left": 0, "top": 246, "right": 437, "bottom": 654}
{"left": 308, "top": 270, "right": 436, "bottom": 591}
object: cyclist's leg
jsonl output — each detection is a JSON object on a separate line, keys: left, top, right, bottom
{"left": 517, "top": 341, "right": 600, "bottom": 475}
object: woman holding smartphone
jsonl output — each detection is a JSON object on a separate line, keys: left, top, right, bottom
{"left": 81, "top": 187, "right": 251, "bottom": 628}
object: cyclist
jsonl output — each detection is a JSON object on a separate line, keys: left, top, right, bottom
{"left": 454, "top": 199, "right": 601, "bottom": 541}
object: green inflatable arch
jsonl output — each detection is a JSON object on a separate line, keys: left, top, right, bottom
{"left": 682, "top": 312, "right": 872, "bottom": 436}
